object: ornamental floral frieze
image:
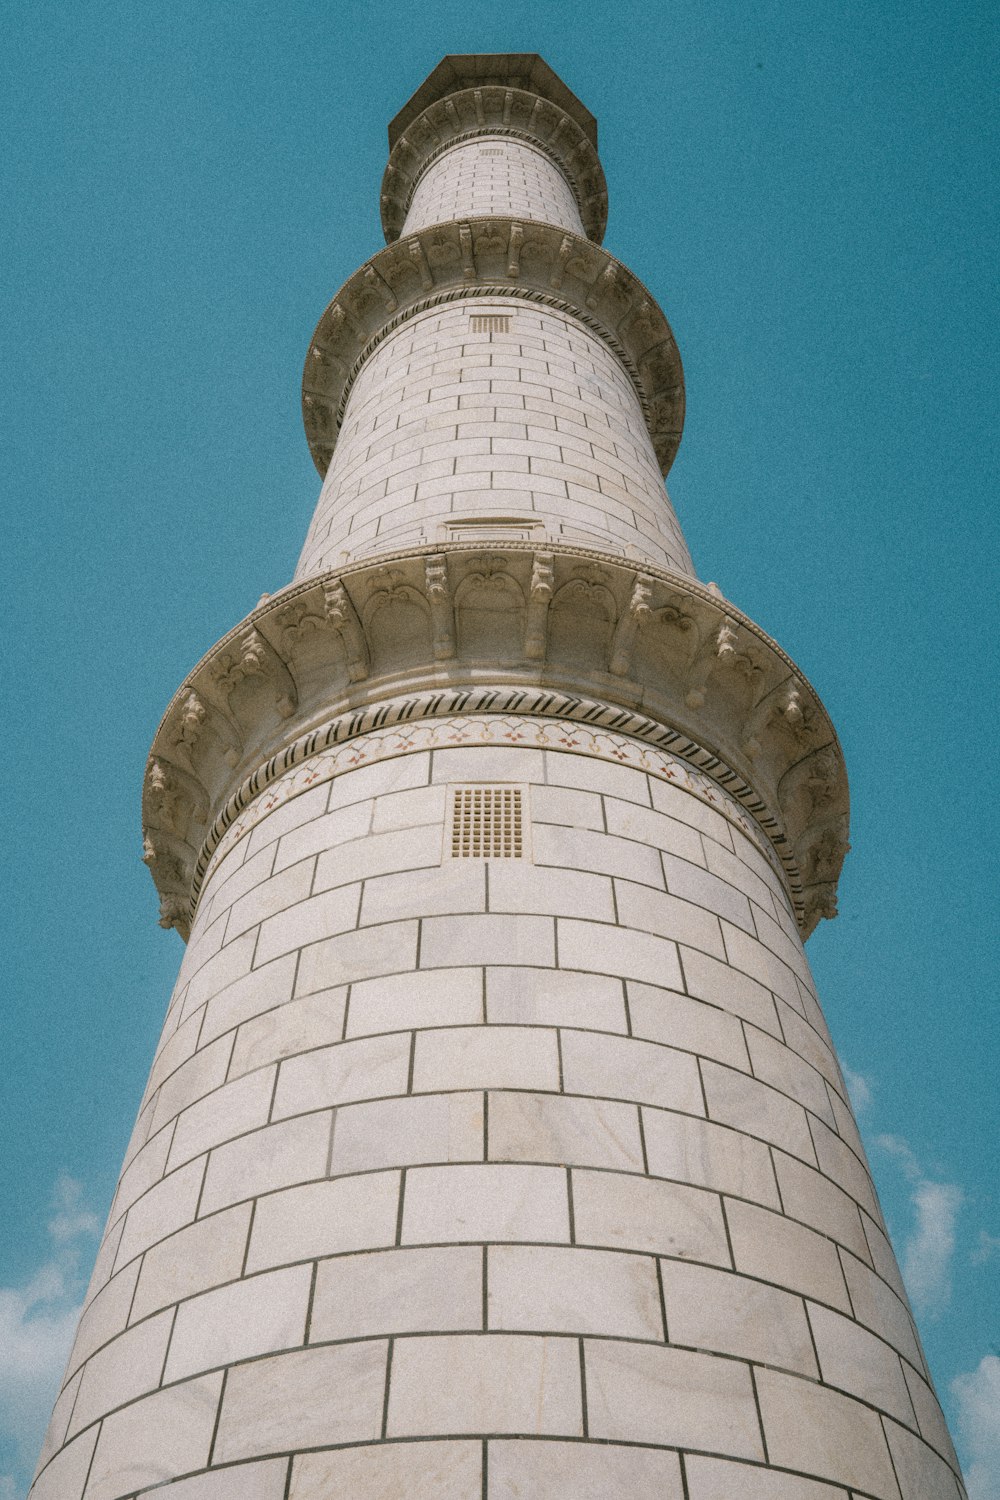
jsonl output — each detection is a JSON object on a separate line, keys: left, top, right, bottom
{"left": 301, "top": 218, "right": 684, "bottom": 479}
{"left": 143, "top": 541, "right": 848, "bottom": 942}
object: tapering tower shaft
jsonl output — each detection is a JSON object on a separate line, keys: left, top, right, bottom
{"left": 32, "top": 53, "right": 964, "bottom": 1500}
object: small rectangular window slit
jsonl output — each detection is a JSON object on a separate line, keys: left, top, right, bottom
{"left": 470, "top": 314, "right": 511, "bottom": 333}
{"left": 447, "top": 785, "right": 526, "bottom": 859}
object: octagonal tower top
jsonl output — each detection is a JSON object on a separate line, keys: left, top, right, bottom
{"left": 381, "top": 53, "right": 608, "bottom": 244}
{"left": 388, "top": 53, "right": 598, "bottom": 149}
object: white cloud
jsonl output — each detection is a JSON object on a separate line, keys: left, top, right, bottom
{"left": 0, "top": 1175, "right": 98, "bottom": 1497}
{"left": 841, "top": 1062, "right": 873, "bottom": 1115}
{"left": 45, "top": 1175, "right": 100, "bottom": 1246}
{"left": 875, "top": 1134, "right": 963, "bottom": 1317}
{"left": 952, "top": 1355, "right": 1000, "bottom": 1500}
{"left": 971, "top": 1229, "right": 1000, "bottom": 1266}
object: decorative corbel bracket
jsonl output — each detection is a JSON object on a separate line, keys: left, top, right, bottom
{"left": 524, "top": 551, "right": 555, "bottom": 660}
{"left": 425, "top": 555, "right": 456, "bottom": 660}
{"left": 609, "top": 572, "right": 653, "bottom": 676}
{"left": 210, "top": 626, "right": 298, "bottom": 720}
{"left": 323, "top": 580, "right": 369, "bottom": 681}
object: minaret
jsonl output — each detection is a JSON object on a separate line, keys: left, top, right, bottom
{"left": 32, "top": 54, "right": 965, "bottom": 1500}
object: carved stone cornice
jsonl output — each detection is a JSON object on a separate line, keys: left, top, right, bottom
{"left": 301, "top": 218, "right": 684, "bottom": 478}
{"left": 143, "top": 543, "right": 848, "bottom": 942}
{"left": 380, "top": 85, "right": 608, "bottom": 244}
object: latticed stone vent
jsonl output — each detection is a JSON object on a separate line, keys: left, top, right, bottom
{"left": 478, "top": 147, "right": 504, "bottom": 156}
{"left": 447, "top": 785, "right": 526, "bottom": 859}
{"left": 469, "top": 313, "right": 511, "bottom": 333}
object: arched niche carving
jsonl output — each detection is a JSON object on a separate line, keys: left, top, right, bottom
{"left": 454, "top": 565, "right": 526, "bottom": 659}
{"left": 363, "top": 583, "right": 433, "bottom": 673}
{"left": 548, "top": 577, "right": 618, "bottom": 668}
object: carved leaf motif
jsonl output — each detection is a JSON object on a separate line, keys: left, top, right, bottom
{"left": 147, "top": 759, "right": 181, "bottom": 827}
{"left": 278, "top": 600, "right": 327, "bottom": 642}
{"left": 171, "top": 692, "right": 206, "bottom": 764}
{"left": 158, "top": 892, "right": 190, "bottom": 932}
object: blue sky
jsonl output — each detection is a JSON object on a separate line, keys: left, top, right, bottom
{"left": 1, "top": 1, "right": 997, "bottom": 1494}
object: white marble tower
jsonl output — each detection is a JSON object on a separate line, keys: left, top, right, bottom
{"left": 32, "top": 54, "right": 965, "bottom": 1500}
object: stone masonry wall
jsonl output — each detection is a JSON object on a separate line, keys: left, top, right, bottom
{"left": 295, "top": 299, "right": 694, "bottom": 577}
{"left": 31, "top": 737, "right": 963, "bottom": 1500}
{"left": 401, "top": 136, "right": 586, "bottom": 238}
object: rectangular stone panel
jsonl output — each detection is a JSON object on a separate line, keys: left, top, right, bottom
{"left": 488, "top": 1243, "right": 663, "bottom": 1339}
{"left": 840, "top": 1251, "right": 924, "bottom": 1367}
{"left": 197, "top": 953, "right": 298, "bottom": 1045}
{"left": 246, "top": 1171, "right": 401, "bottom": 1271}
{"left": 884, "top": 1417, "right": 964, "bottom": 1500}
{"left": 615, "top": 879, "right": 726, "bottom": 959}
{"left": 213, "top": 1341, "right": 387, "bottom": 1461}
{"left": 254, "top": 882, "right": 362, "bottom": 966}
{"left": 359, "top": 860, "right": 486, "bottom": 925}
{"left": 130, "top": 1202, "right": 252, "bottom": 1322}
{"left": 755, "top": 1366, "right": 902, "bottom": 1499}
{"left": 560, "top": 1027, "right": 705, "bottom": 1112}
{"left": 311, "top": 1244, "right": 482, "bottom": 1341}
{"left": 420, "top": 912, "right": 555, "bottom": 968}
{"left": 534, "top": 823, "right": 664, "bottom": 886}
{"left": 488, "top": 861, "right": 615, "bottom": 920}
{"left": 163, "top": 1262, "right": 312, "bottom": 1382}
{"left": 679, "top": 946, "right": 781, "bottom": 1035}
{"left": 414, "top": 1024, "right": 559, "bottom": 1093}
{"left": 487, "top": 966, "right": 627, "bottom": 1031}
{"left": 585, "top": 1339, "right": 764, "bottom": 1457}
{"left": 199, "top": 1111, "right": 331, "bottom": 1216}
{"left": 744, "top": 1026, "right": 837, "bottom": 1125}
{"left": 488, "top": 1440, "right": 684, "bottom": 1499}
{"left": 402, "top": 1163, "right": 570, "bottom": 1244}
{"left": 387, "top": 1333, "right": 582, "bottom": 1437}
{"left": 347, "top": 966, "right": 483, "bottom": 1036}
{"left": 702, "top": 1061, "right": 818, "bottom": 1163}
{"left": 626, "top": 980, "right": 751, "bottom": 1069}
{"left": 488, "top": 1090, "right": 644, "bottom": 1172}
{"left": 270, "top": 798, "right": 373, "bottom": 872}
{"left": 29, "top": 1428, "right": 97, "bottom": 1500}
{"left": 272, "top": 1032, "right": 411, "bottom": 1118}
{"left": 725, "top": 1198, "right": 852, "bottom": 1311}
{"left": 661, "top": 850, "right": 755, "bottom": 931}
{"left": 773, "top": 1152, "right": 871, "bottom": 1259}
{"left": 68, "top": 1307, "right": 174, "bottom": 1435}
{"left": 291, "top": 1441, "right": 481, "bottom": 1500}
{"left": 83, "top": 1372, "right": 223, "bottom": 1500}
{"left": 225, "top": 856, "right": 315, "bottom": 943}
{"left": 228, "top": 987, "right": 347, "bottom": 1076}
{"left": 602, "top": 795, "right": 705, "bottom": 864}
{"left": 115, "top": 1157, "right": 206, "bottom": 1269}
{"left": 642, "top": 1108, "right": 780, "bottom": 1207}
{"left": 684, "top": 1456, "right": 848, "bottom": 1499}
{"left": 571, "top": 1168, "right": 729, "bottom": 1263}
{"left": 65, "top": 1260, "right": 140, "bottom": 1380}
{"left": 296, "top": 919, "right": 419, "bottom": 995}
{"left": 659, "top": 1259, "right": 818, "bottom": 1375}
{"left": 144, "top": 1462, "right": 289, "bottom": 1500}
{"left": 557, "top": 919, "right": 682, "bottom": 990}
{"left": 330, "top": 1091, "right": 484, "bottom": 1175}
{"left": 313, "top": 826, "right": 445, "bottom": 891}
{"left": 166, "top": 1066, "right": 275, "bottom": 1171}
{"left": 807, "top": 1301, "right": 916, "bottom": 1423}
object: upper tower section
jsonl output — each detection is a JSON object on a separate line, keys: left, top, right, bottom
{"left": 300, "top": 54, "right": 687, "bottom": 560}
{"left": 380, "top": 54, "right": 608, "bottom": 243}
{"left": 143, "top": 54, "right": 850, "bottom": 944}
